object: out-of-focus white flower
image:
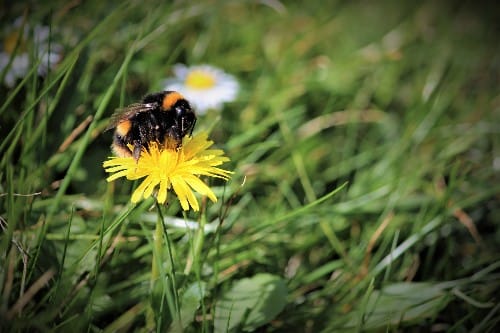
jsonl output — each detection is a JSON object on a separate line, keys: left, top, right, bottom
{"left": 0, "top": 17, "right": 62, "bottom": 87}
{"left": 163, "top": 64, "right": 239, "bottom": 114}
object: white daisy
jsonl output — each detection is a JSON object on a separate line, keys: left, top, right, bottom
{"left": 0, "top": 17, "right": 62, "bottom": 87}
{"left": 163, "top": 64, "right": 239, "bottom": 114}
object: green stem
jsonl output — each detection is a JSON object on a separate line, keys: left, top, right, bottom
{"left": 185, "top": 212, "right": 206, "bottom": 276}
{"left": 147, "top": 202, "right": 181, "bottom": 331}
{"left": 146, "top": 209, "right": 164, "bottom": 330}
{"left": 152, "top": 213, "right": 163, "bottom": 283}
{"left": 159, "top": 205, "right": 181, "bottom": 323}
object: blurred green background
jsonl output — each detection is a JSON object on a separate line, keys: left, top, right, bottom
{"left": 1, "top": 0, "right": 499, "bottom": 332}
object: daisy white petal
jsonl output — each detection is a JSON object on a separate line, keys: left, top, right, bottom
{"left": 163, "top": 64, "right": 239, "bottom": 114}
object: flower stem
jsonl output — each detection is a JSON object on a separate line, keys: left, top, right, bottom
{"left": 147, "top": 202, "right": 182, "bottom": 330}
{"left": 152, "top": 212, "right": 163, "bottom": 283}
{"left": 184, "top": 210, "right": 206, "bottom": 276}
{"left": 146, "top": 207, "right": 164, "bottom": 329}
{"left": 194, "top": 213, "right": 206, "bottom": 276}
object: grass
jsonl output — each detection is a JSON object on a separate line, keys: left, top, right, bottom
{"left": 1, "top": 1, "right": 499, "bottom": 332}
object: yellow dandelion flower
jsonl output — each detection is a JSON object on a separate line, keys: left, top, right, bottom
{"left": 103, "top": 131, "right": 232, "bottom": 211}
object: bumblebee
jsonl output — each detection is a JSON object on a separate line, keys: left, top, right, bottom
{"left": 107, "top": 91, "right": 196, "bottom": 160}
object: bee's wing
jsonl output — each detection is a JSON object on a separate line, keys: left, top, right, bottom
{"left": 105, "top": 103, "right": 158, "bottom": 131}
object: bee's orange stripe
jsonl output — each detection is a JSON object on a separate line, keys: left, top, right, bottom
{"left": 116, "top": 120, "right": 131, "bottom": 136}
{"left": 162, "top": 91, "right": 184, "bottom": 110}
{"left": 111, "top": 143, "right": 133, "bottom": 158}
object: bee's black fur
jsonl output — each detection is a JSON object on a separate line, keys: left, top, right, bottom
{"left": 109, "top": 91, "right": 196, "bottom": 160}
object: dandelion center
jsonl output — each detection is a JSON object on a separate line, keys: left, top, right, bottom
{"left": 185, "top": 69, "right": 217, "bottom": 89}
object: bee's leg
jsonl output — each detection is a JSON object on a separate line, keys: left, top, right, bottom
{"left": 133, "top": 142, "right": 142, "bottom": 161}
{"left": 160, "top": 128, "right": 175, "bottom": 150}
{"left": 174, "top": 129, "right": 184, "bottom": 150}
{"left": 189, "top": 118, "right": 196, "bottom": 136}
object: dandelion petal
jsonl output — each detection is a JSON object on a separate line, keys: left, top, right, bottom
{"left": 103, "top": 131, "right": 231, "bottom": 211}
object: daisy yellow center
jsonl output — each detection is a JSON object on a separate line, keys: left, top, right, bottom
{"left": 4, "top": 30, "right": 25, "bottom": 54}
{"left": 185, "top": 69, "right": 216, "bottom": 89}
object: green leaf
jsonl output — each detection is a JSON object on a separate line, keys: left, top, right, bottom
{"left": 169, "top": 282, "right": 206, "bottom": 333}
{"left": 150, "top": 277, "right": 172, "bottom": 331}
{"left": 214, "top": 273, "right": 287, "bottom": 332}
{"left": 334, "top": 282, "right": 451, "bottom": 331}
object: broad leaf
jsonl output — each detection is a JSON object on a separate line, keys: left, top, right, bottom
{"left": 329, "top": 282, "right": 451, "bottom": 331}
{"left": 214, "top": 273, "right": 287, "bottom": 332}
{"left": 169, "top": 282, "right": 206, "bottom": 333}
